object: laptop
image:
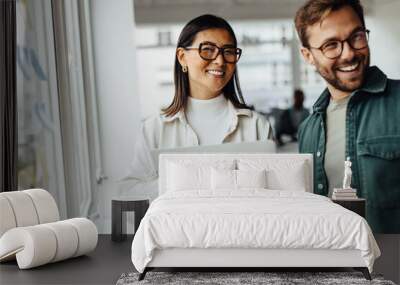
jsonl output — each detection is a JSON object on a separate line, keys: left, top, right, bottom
{"left": 150, "top": 141, "right": 276, "bottom": 168}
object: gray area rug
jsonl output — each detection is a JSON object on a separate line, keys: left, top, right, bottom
{"left": 116, "top": 271, "right": 396, "bottom": 285}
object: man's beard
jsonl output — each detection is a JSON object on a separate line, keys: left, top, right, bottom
{"left": 314, "top": 53, "right": 370, "bottom": 93}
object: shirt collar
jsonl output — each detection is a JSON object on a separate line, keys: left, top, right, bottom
{"left": 160, "top": 109, "right": 186, "bottom": 123}
{"left": 160, "top": 99, "right": 252, "bottom": 123}
{"left": 359, "top": 65, "right": 387, "bottom": 94}
{"left": 313, "top": 66, "right": 388, "bottom": 113}
{"left": 227, "top": 99, "right": 253, "bottom": 118}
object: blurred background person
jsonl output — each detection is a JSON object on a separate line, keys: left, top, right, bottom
{"left": 275, "top": 89, "right": 309, "bottom": 146}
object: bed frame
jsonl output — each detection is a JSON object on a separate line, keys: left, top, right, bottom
{"left": 139, "top": 248, "right": 371, "bottom": 280}
{"left": 138, "top": 153, "right": 372, "bottom": 281}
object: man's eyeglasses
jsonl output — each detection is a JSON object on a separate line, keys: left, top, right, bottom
{"left": 306, "top": 29, "right": 370, "bottom": 59}
{"left": 184, "top": 42, "right": 242, "bottom": 63}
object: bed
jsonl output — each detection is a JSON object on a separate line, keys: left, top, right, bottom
{"left": 131, "top": 153, "right": 380, "bottom": 280}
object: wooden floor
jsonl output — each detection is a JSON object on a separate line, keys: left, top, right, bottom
{"left": 0, "top": 235, "right": 133, "bottom": 285}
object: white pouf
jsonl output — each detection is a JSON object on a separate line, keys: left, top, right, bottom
{"left": 0, "top": 189, "right": 98, "bottom": 269}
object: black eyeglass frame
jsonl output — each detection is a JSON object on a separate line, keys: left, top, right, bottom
{"left": 305, "top": 29, "right": 370, "bottom": 59}
{"left": 184, "top": 42, "right": 242, "bottom": 63}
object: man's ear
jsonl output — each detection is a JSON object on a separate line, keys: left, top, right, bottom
{"left": 176, "top": 47, "right": 186, "bottom": 67}
{"left": 301, "top": 47, "right": 315, "bottom": 66}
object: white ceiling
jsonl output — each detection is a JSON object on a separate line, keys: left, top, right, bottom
{"left": 133, "top": 0, "right": 386, "bottom": 24}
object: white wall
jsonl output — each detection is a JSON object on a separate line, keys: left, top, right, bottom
{"left": 367, "top": 1, "right": 400, "bottom": 78}
{"left": 91, "top": 0, "right": 141, "bottom": 233}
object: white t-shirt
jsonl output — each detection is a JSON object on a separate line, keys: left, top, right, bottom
{"left": 324, "top": 95, "right": 350, "bottom": 196}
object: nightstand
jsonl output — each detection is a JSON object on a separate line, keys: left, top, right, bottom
{"left": 332, "top": 198, "right": 366, "bottom": 218}
{"left": 111, "top": 197, "right": 149, "bottom": 242}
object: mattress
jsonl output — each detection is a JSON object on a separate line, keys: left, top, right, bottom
{"left": 131, "top": 190, "right": 380, "bottom": 273}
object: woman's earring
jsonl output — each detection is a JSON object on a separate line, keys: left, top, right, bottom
{"left": 182, "top": 66, "right": 188, "bottom": 73}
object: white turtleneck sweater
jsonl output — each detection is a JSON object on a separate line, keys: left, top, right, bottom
{"left": 185, "top": 94, "right": 232, "bottom": 145}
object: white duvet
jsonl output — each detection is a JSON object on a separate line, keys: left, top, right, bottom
{"left": 131, "top": 190, "right": 380, "bottom": 273}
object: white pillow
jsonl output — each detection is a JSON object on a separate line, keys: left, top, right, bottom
{"left": 167, "top": 160, "right": 234, "bottom": 191}
{"left": 237, "top": 169, "right": 267, "bottom": 189}
{"left": 211, "top": 168, "right": 267, "bottom": 190}
{"left": 237, "top": 159, "right": 307, "bottom": 191}
{"left": 211, "top": 168, "right": 236, "bottom": 190}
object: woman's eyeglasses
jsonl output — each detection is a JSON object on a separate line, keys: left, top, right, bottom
{"left": 184, "top": 42, "right": 242, "bottom": 63}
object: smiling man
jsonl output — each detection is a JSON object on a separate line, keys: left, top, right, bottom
{"left": 295, "top": 0, "right": 400, "bottom": 234}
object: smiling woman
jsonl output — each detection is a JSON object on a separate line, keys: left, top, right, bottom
{"left": 123, "top": 14, "right": 273, "bottom": 200}
{"left": 165, "top": 15, "right": 250, "bottom": 117}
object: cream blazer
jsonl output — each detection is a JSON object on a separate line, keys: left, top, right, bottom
{"left": 120, "top": 101, "right": 273, "bottom": 199}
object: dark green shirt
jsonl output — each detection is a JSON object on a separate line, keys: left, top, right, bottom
{"left": 299, "top": 66, "right": 400, "bottom": 233}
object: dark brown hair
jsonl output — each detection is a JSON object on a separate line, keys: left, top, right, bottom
{"left": 294, "top": 0, "right": 366, "bottom": 47}
{"left": 163, "top": 14, "right": 249, "bottom": 117}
